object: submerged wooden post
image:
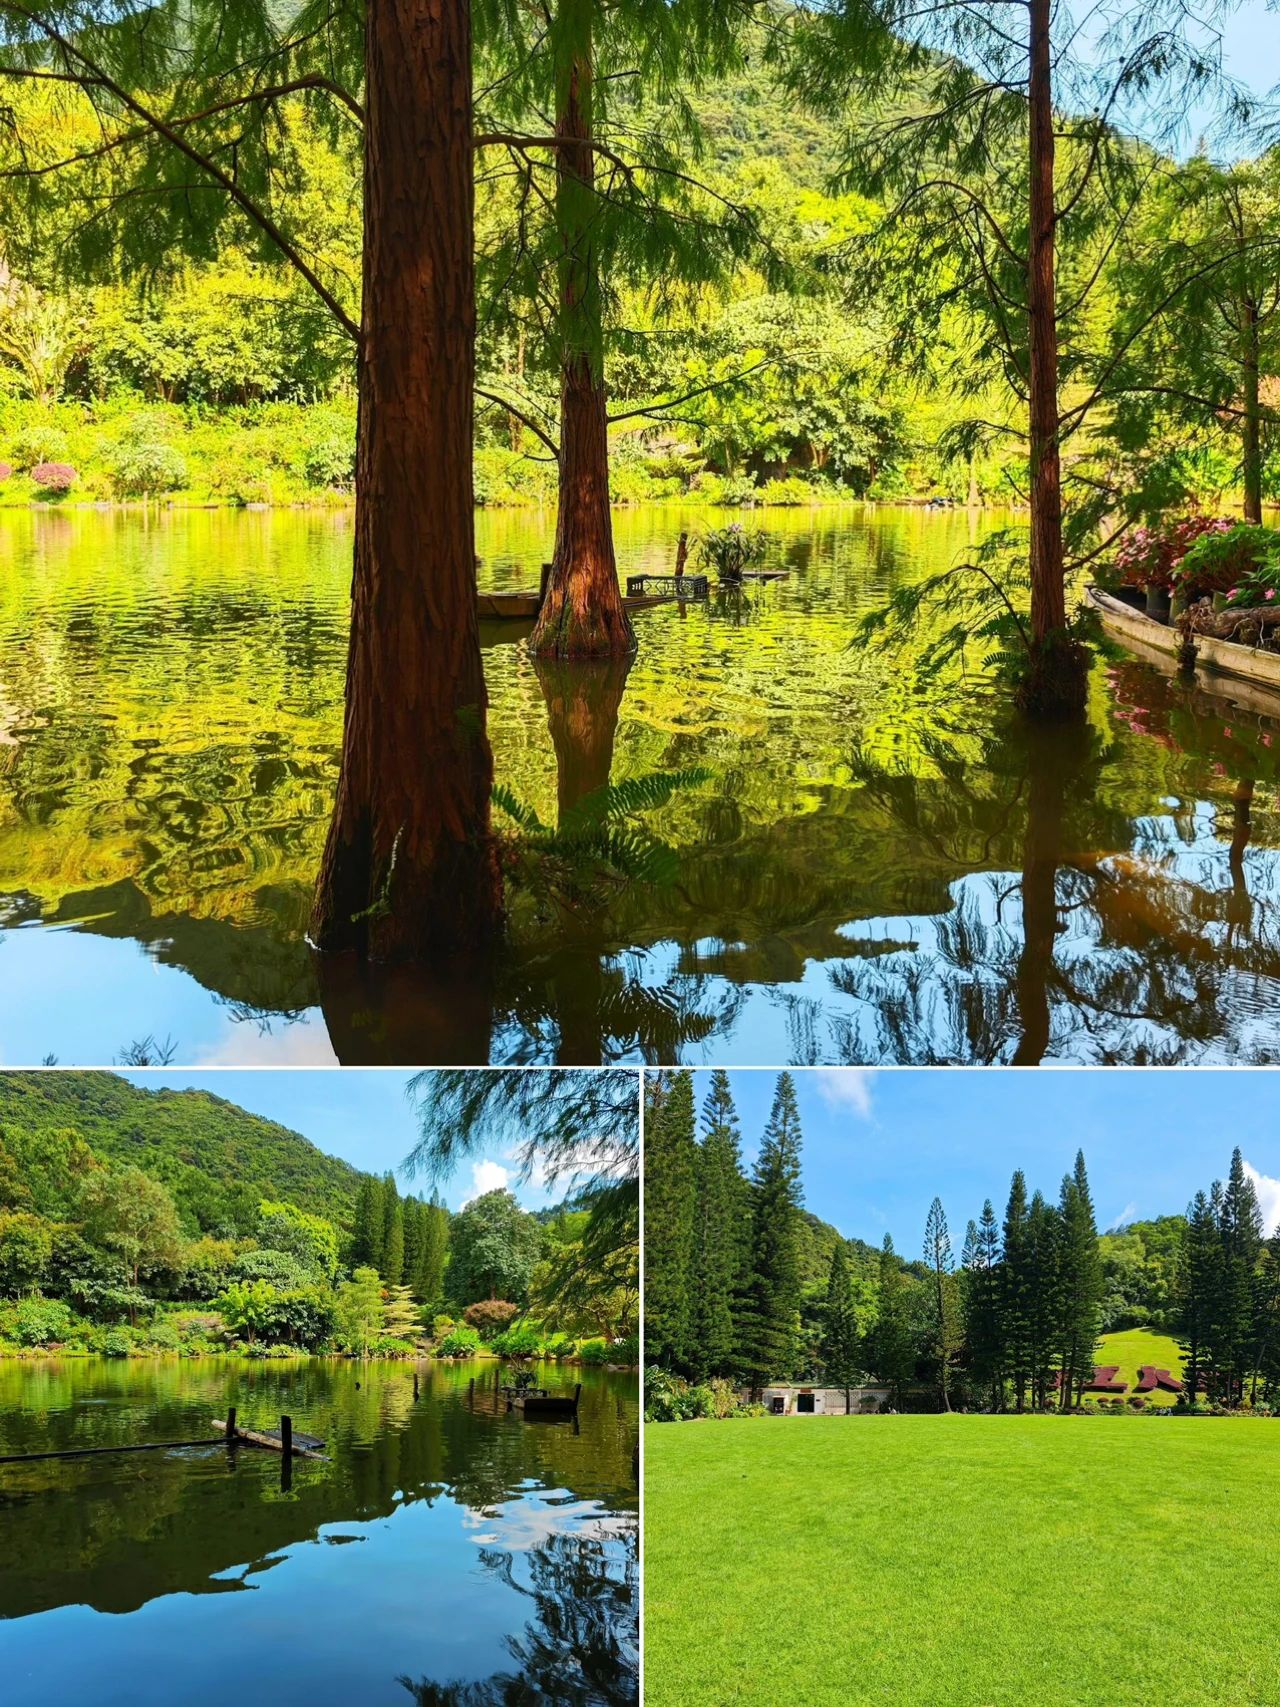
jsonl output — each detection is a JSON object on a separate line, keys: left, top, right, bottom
{"left": 675, "top": 531, "right": 688, "bottom": 574}
{"left": 281, "top": 1415, "right": 293, "bottom": 1458}
{"left": 573, "top": 1383, "right": 582, "bottom": 1412}
{"left": 225, "top": 1406, "right": 238, "bottom": 1443}
{"left": 281, "top": 1446, "right": 293, "bottom": 1494}
{"left": 468, "top": 1377, "right": 475, "bottom": 1409}
{"left": 413, "top": 1371, "right": 420, "bottom": 1401}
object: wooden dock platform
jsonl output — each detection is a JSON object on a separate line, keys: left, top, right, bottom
{"left": 211, "top": 1414, "right": 328, "bottom": 1460}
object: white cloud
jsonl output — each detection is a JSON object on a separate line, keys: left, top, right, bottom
{"left": 460, "top": 1158, "right": 510, "bottom": 1206}
{"left": 813, "top": 1069, "right": 875, "bottom": 1119}
{"left": 1108, "top": 1202, "right": 1139, "bottom": 1231}
{"left": 1245, "top": 1161, "right": 1280, "bottom": 1236}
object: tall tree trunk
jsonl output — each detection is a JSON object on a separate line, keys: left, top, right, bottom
{"left": 1242, "top": 296, "right": 1263, "bottom": 524}
{"left": 1011, "top": 738, "right": 1065, "bottom": 1065}
{"left": 311, "top": 0, "right": 501, "bottom": 962}
{"left": 530, "top": 0, "right": 634, "bottom": 660}
{"left": 1022, "top": 0, "right": 1085, "bottom": 719}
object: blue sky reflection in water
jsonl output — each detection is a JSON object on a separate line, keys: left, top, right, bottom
{"left": 6, "top": 506, "right": 1280, "bottom": 1062}
{"left": 0, "top": 1359, "right": 638, "bottom": 1707}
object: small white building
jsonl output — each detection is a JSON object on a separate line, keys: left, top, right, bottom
{"left": 750, "top": 1384, "right": 890, "bottom": 1416}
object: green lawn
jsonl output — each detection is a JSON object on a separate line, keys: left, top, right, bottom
{"left": 645, "top": 1416, "right": 1280, "bottom": 1706}
{"left": 1093, "top": 1327, "right": 1186, "bottom": 1406}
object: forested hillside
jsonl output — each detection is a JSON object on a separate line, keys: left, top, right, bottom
{"left": 0, "top": 1072, "right": 364, "bottom": 1234}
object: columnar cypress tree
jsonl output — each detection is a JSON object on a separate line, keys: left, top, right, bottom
{"left": 384, "top": 1198, "right": 405, "bottom": 1288}
{"left": 643, "top": 1070, "right": 698, "bottom": 1372}
{"left": 872, "top": 1235, "right": 915, "bottom": 1409}
{"left": 417, "top": 1194, "right": 450, "bottom": 1312}
{"left": 823, "top": 1242, "right": 861, "bottom": 1412}
{"left": 923, "top": 1196, "right": 959, "bottom": 1412}
{"left": 738, "top": 1073, "right": 804, "bottom": 1393}
{"left": 964, "top": 1198, "right": 1005, "bottom": 1411}
{"left": 1001, "top": 1171, "right": 1033, "bottom": 1413}
{"left": 1056, "top": 1152, "right": 1103, "bottom": 1410}
{"left": 1178, "top": 1190, "right": 1219, "bottom": 1404}
{"left": 402, "top": 1198, "right": 423, "bottom": 1296}
{"left": 691, "top": 1070, "right": 748, "bottom": 1379}
{"left": 1026, "top": 1190, "right": 1063, "bottom": 1410}
{"left": 1254, "top": 1229, "right": 1280, "bottom": 1404}
{"left": 353, "top": 1174, "right": 387, "bottom": 1273}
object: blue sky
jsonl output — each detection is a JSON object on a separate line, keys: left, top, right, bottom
{"left": 117, "top": 1070, "right": 558, "bottom": 1211}
{"left": 693, "top": 1070, "right": 1280, "bottom": 1251}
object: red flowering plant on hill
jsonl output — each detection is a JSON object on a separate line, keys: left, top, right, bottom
{"left": 1112, "top": 514, "right": 1229, "bottom": 593}
{"left": 30, "top": 461, "right": 76, "bottom": 494}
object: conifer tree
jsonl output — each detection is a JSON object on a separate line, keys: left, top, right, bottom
{"left": 691, "top": 1070, "right": 748, "bottom": 1379}
{"left": 1217, "top": 1148, "right": 1264, "bottom": 1405}
{"left": 1001, "top": 1171, "right": 1033, "bottom": 1413}
{"left": 823, "top": 1241, "right": 861, "bottom": 1412}
{"left": 402, "top": 1198, "right": 423, "bottom": 1296}
{"left": 1056, "top": 1152, "right": 1102, "bottom": 1410}
{"left": 923, "top": 1196, "right": 959, "bottom": 1412}
{"left": 383, "top": 1283, "right": 421, "bottom": 1341}
{"left": 417, "top": 1194, "right": 450, "bottom": 1312}
{"left": 871, "top": 1234, "right": 915, "bottom": 1408}
{"left": 643, "top": 1070, "right": 698, "bottom": 1372}
{"left": 963, "top": 1198, "right": 1004, "bottom": 1411}
{"left": 1026, "top": 1190, "right": 1062, "bottom": 1410}
{"left": 738, "top": 1073, "right": 805, "bottom": 1392}
{"left": 384, "top": 1196, "right": 405, "bottom": 1288}
{"left": 353, "top": 1174, "right": 387, "bottom": 1273}
{"left": 1178, "top": 1189, "right": 1219, "bottom": 1405}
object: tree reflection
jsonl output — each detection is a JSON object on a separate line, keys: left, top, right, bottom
{"left": 399, "top": 1528, "right": 638, "bottom": 1707}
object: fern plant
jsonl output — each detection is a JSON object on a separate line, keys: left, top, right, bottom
{"left": 492, "top": 768, "right": 713, "bottom": 909}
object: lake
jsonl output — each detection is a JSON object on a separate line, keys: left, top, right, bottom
{"left": 0, "top": 1356, "right": 638, "bottom": 1706}
{"left": 3, "top": 502, "right": 1280, "bottom": 1063}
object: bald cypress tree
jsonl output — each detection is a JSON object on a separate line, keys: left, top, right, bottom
{"left": 644, "top": 1070, "right": 698, "bottom": 1372}
{"left": 738, "top": 1073, "right": 804, "bottom": 1393}
{"left": 691, "top": 1070, "right": 748, "bottom": 1379}
{"left": 353, "top": 1174, "right": 387, "bottom": 1274}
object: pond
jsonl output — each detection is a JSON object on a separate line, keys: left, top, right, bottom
{"left": 4, "top": 502, "right": 1280, "bottom": 1064}
{"left": 0, "top": 1357, "right": 638, "bottom": 1706}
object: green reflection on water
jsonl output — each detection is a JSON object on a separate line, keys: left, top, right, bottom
{"left": 0, "top": 1356, "right": 637, "bottom": 1706}
{"left": 2, "top": 504, "right": 1280, "bottom": 1063}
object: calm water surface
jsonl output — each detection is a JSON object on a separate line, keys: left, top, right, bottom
{"left": 0, "top": 1357, "right": 638, "bottom": 1705}
{"left": 3, "top": 503, "right": 1280, "bottom": 1063}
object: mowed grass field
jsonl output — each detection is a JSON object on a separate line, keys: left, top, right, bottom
{"left": 645, "top": 1416, "right": 1280, "bottom": 1707}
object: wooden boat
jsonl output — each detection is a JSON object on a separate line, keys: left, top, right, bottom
{"left": 507, "top": 1382, "right": 582, "bottom": 1419}
{"left": 1087, "top": 585, "right": 1280, "bottom": 701}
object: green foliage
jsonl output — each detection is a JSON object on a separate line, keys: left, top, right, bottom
{"left": 448, "top": 1191, "right": 542, "bottom": 1309}
{"left": 695, "top": 523, "right": 768, "bottom": 580}
{"left": 462, "top": 1298, "right": 519, "bottom": 1337}
{"left": 334, "top": 1266, "right": 385, "bottom": 1358}
{"left": 215, "top": 1278, "right": 278, "bottom": 1345}
{"left": 12, "top": 1294, "right": 73, "bottom": 1346}
{"left": 437, "top": 1325, "right": 483, "bottom": 1358}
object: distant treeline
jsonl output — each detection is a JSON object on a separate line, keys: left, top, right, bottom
{"left": 644, "top": 1071, "right": 1280, "bottom": 1413}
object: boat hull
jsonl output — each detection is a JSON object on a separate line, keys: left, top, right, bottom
{"left": 1087, "top": 585, "right": 1280, "bottom": 701}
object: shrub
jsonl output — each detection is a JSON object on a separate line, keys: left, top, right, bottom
{"left": 10, "top": 424, "right": 70, "bottom": 468}
{"left": 613, "top": 1331, "right": 640, "bottom": 1365}
{"left": 14, "top": 1296, "right": 73, "bottom": 1347}
{"left": 1175, "top": 522, "right": 1280, "bottom": 601}
{"left": 301, "top": 426, "right": 355, "bottom": 491}
{"left": 108, "top": 432, "right": 189, "bottom": 498}
{"left": 431, "top": 1314, "right": 457, "bottom": 1339}
{"left": 1112, "top": 514, "right": 1228, "bottom": 592}
{"left": 541, "top": 1331, "right": 573, "bottom": 1359}
{"left": 491, "top": 1322, "right": 543, "bottom": 1358}
{"left": 463, "top": 1299, "right": 519, "bottom": 1336}
{"left": 758, "top": 475, "right": 816, "bottom": 506}
{"left": 0, "top": 462, "right": 10, "bottom": 481}
{"left": 577, "top": 1337, "right": 610, "bottom": 1365}
{"left": 100, "top": 1327, "right": 134, "bottom": 1358}
{"left": 31, "top": 461, "right": 77, "bottom": 494}
{"left": 437, "top": 1325, "right": 483, "bottom": 1357}
{"left": 643, "top": 1368, "right": 721, "bottom": 1421}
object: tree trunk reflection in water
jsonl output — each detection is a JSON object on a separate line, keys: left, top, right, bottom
{"left": 1010, "top": 733, "right": 1074, "bottom": 1064}
{"left": 534, "top": 654, "right": 632, "bottom": 1064}
{"left": 315, "top": 954, "right": 494, "bottom": 1064}
{"left": 1227, "top": 776, "right": 1255, "bottom": 941}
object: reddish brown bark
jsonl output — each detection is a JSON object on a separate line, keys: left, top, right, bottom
{"left": 1022, "top": 0, "right": 1084, "bottom": 718}
{"left": 311, "top": 0, "right": 501, "bottom": 961}
{"left": 530, "top": 12, "right": 634, "bottom": 660}
{"left": 1242, "top": 296, "right": 1263, "bottom": 523}
{"left": 534, "top": 653, "right": 632, "bottom": 819}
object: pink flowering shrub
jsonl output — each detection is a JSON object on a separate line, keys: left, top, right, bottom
{"left": 30, "top": 461, "right": 76, "bottom": 494}
{"left": 1113, "top": 514, "right": 1230, "bottom": 592}
{"left": 0, "top": 462, "right": 11, "bottom": 482}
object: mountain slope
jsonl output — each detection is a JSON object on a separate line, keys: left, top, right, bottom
{"left": 0, "top": 1072, "right": 367, "bottom": 1236}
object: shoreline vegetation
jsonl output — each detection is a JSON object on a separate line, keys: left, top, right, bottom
{"left": 0, "top": 399, "right": 1273, "bottom": 518}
